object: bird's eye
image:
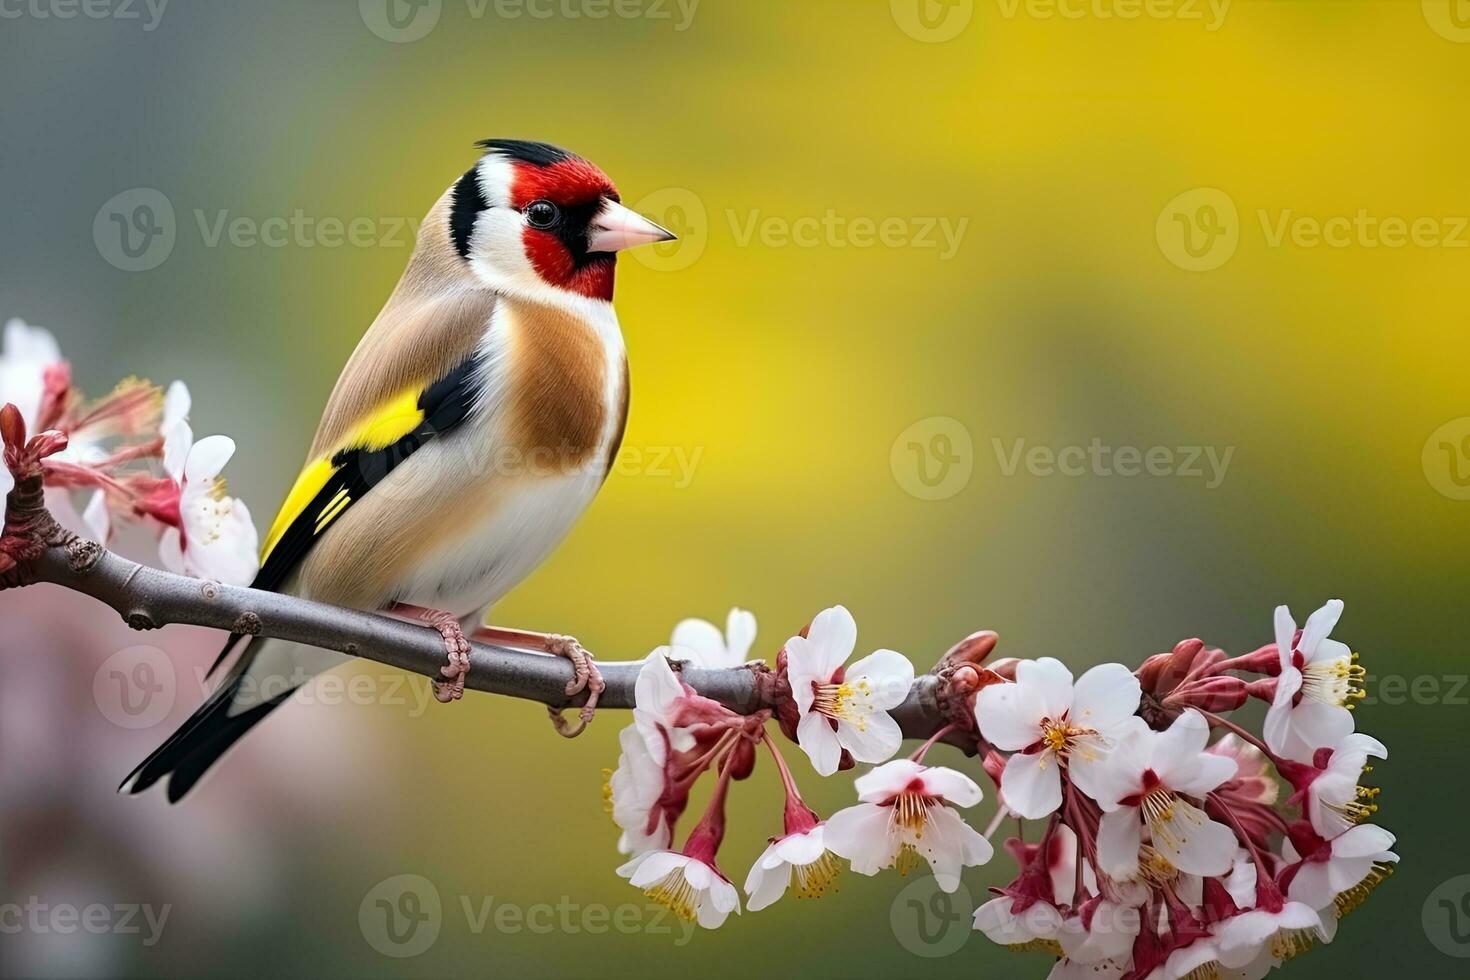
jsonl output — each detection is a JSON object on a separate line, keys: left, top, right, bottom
{"left": 525, "top": 200, "right": 560, "bottom": 230}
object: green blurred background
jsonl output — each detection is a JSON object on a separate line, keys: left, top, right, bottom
{"left": 2, "top": 0, "right": 1467, "bottom": 976}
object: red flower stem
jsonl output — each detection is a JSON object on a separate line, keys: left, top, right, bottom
{"left": 1197, "top": 709, "right": 1278, "bottom": 762}
{"left": 759, "top": 728, "right": 803, "bottom": 805}
{"left": 909, "top": 722, "right": 957, "bottom": 763}
{"left": 1207, "top": 790, "right": 1273, "bottom": 881}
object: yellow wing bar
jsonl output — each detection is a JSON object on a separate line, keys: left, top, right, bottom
{"left": 259, "top": 388, "right": 426, "bottom": 562}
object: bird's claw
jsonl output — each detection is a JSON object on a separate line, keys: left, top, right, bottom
{"left": 427, "top": 613, "right": 471, "bottom": 704}
{"left": 545, "top": 634, "right": 604, "bottom": 738}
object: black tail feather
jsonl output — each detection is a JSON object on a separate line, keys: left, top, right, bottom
{"left": 205, "top": 631, "right": 249, "bottom": 680}
{"left": 120, "top": 640, "right": 295, "bottom": 802}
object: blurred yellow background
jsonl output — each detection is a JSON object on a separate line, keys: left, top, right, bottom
{"left": 1, "top": 1, "right": 1466, "bottom": 977}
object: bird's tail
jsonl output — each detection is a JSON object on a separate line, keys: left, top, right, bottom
{"left": 119, "top": 636, "right": 304, "bottom": 802}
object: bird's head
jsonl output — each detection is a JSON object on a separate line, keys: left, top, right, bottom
{"left": 448, "top": 139, "right": 674, "bottom": 305}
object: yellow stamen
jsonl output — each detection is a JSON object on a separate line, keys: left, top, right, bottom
{"left": 600, "top": 767, "right": 614, "bottom": 816}
{"left": 1334, "top": 862, "right": 1394, "bottom": 919}
{"left": 812, "top": 678, "right": 874, "bottom": 729}
{"left": 1181, "top": 966, "right": 1223, "bottom": 980}
{"left": 1038, "top": 717, "right": 1105, "bottom": 768}
{"left": 1327, "top": 784, "right": 1381, "bottom": 825}
{"left": 1140, "top": 788, "right": 1206, "bottom": 855}
{"left": 892, "top": 790, "right": 936, "bottom": 834}
{"left": 792, "top": 851, "right": 841, "bottom": 899}
{"left": 1270, "top": 927, "right": 1318, "bottom": 961}
{"left": 1302, "top": 651, "right": 1367, "bottom": 709}
{"left": 1137, "top": 845, "right": 1180, "bottom": 887}
{"left": 1007, "top": 938, "right": 1065, "bottom": 956}
{"left": 645, "top": 869, "right": 698, "bottom": 922}
{"left": 894, "top": 843, "right": 922, "bottom": 877}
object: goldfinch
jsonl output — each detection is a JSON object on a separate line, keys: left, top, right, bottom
{"left": 122, "top": 139, "right": 675, "bottom": 801}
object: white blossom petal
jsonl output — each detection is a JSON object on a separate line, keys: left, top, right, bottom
{"left": 1000, "top": 750, "right": 1063, "bottom": 820}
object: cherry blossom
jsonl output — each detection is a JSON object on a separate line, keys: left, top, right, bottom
{"left": 743, "top": 819, "right": 839, "bottom": 911}
{"left": 824, "top": 758, "right": 992, "bottom": 892}
{"left": 1279, "top": 732, "right": 1385, "bottom": 840}
{"left": 1090, "top": 710, "right": 1239, "bottom": 879}
{"left": 619, "top": 849, "right": 740, "bottom": 929}
{"left": 671, "top": 607, "right": 759, "bottom": 668}
{"left": 1281, "top": 822, "right": 1398, "bottom": 920}
{"left": 975, "top": 657, "right": 1142, "bottom": 819}
{"left": 785, "top": 605, "right": 913, "bottom": 775}
{"left": 154, "top": 405, "right": 258, "bottom": 585}
{"left": 1264, "top": 600, "right": 1362, "bottom": 763}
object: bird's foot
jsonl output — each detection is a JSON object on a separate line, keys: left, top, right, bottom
{"left": 472, "top": 626, "right": 605, "bottom": 737}
{"left": 388, "top": 605, "right": 471, "bottom": 703}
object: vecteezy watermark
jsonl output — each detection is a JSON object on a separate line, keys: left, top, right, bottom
{"left": 992, "top": 438, "right": 1235, "bottom": 489}
{"left": 0, "top": 0, "right": 168, "bottom": 31}
{"left": 93, "top": 645, "right": 177, "bottom": 729}
{"left": 358, "top": 0, "right": 698, "bottom": 43}
{"left": 192, "top": 210, "right": 420, "bottom": 251}
{"left": 891, "top": 417, "right": 975, "bottom": 501}
{"left": 993, "top": 0, "right": 1229, "bottom": 30}
{"left": 1422, "top": 417, "right": 1470, "bottom": 501}
{"left": 0, "top": 898, "right": 171, "bottom": 946}
{"left": 1422, "top": 0, "right": 1470, "bottom": 43}
{"left": 1359, "top": 673, "right": 1470, "bottom": 708}
{"left": 890, "top": 0, "right": 975, "bottom": 42}
{"left": 890, "top": 875, "right": 972, "bottom": 957}
{"left": 891, "top": 0, "right": 1228, "bottom": 42}
{"left": 727, "top": 210, "right": 969, "bottom": 261}
{"left": 616, "top": 189, "right": 968, "bottom": 272}
{"left": 93, "top": 188, "right": 176, "bottom": 273}
{"left": 358, "top": 874, "right": 697, "bottom": 957}
{"left": 1423, "top": 874, "right": 1470, "bottom": 958}
{"left": 90, "top": 646, "right": 460, "bottom": 731}
{"left": 360, "top": 875, "right": 443, "bottom": 958}
{"left": 628, "top": 187, "right": 707, "bottom": 272}
{"left": 1156, "top": 187, "right": 1240, "bottom": 272}
{"left": 1158, "top": 187, "right": 1470, "bottom": 272}
{"left": 93, "top": 189, "right": 424, "bottom": 271}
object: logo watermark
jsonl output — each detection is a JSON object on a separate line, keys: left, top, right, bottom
{"left": 359, "top": 0, "right": 698, "bottom": 43}
{"left": 892, "top": 0, "right": 1228, "bottom": 42}
{"left": 993, "top": 437, "right": 1234, "bottom": 488}
{"left": 93, "top": 189, "right": 425, "bottom": 271}
{"left": 1424, "top": 874, "right": 1470, "bottom": 958}
{"left": 995, "top": 0, "right": 1229, "bottom": 30}
{"left": 890, "top": 875, "right": 972, "bottom": 957}
{"left": 891, "top": 417, "right": 975, "bottom": 501}
{"left": 93, "top": 188, "right": 176, "bottom": 273}
{"left": 1159, "top": 187, "right": 1470, "bottom": 272}
{"left": 727, "top": 210, "right": 968, "bottom": 260}
{"left": 93, "top": 645, "right": 177, "bottom": 729}
{"left": 891, "top": 0, "right": 975, "bottom": 42}
{"left": 628, "top": 187, "right": 707, "bottom": 272}
{"left": 0, "top": 898, "right": 170, "bottom": 946}
{"left": 0, "top": 0, "right": 168, "bottom": 30}
{"left": 358, "top": 874, "right": 698, "bottom": 957}
{"left": 629, "top": 190, "right": 969, "bottom": 272}
{"left": 1156, "top": 187, "right": 1239, "bottom": 272}
{"left": 1422, "top": 417, "right": 1470, "bottom": 501}
{"left": 1423, "top": 0, "right": 1470, "bottom": 43}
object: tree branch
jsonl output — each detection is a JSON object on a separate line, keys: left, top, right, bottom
{"left": 9, "top": 508, "right": 977, "bottom": 749}
{"left": 2, "top": 404, "right": 988, "bottom": 748}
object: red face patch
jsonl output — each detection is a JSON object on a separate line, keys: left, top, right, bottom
{"left": 512, "top": 158, "right": 620, "bottom": 301}
{"left": 509, "top": 158, "right": 617, "bottom": 210}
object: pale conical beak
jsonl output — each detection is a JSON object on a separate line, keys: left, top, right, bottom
{"left": 587, "top": 199, "right": 677, "bottom": 253}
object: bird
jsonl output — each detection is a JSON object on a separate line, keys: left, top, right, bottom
{"left": 121, "top": 139, "right": 675, "bottom": 802}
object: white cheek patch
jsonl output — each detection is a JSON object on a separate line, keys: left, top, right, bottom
{"left": 471, "top": 208, "right": 538, "bottom": 282}
{"left": 475, "top": 154, "right": 516, "bottom": 209}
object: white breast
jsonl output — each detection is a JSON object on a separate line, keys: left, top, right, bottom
{"left": 388, "top": 299, "right": 626, "bottom": 621}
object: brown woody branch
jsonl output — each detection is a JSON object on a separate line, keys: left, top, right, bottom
{"left": 2, "top": 406, "right": 991, "bottom": 747}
